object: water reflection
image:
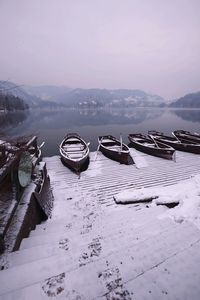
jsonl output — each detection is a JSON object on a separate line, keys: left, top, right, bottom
{"left": 77, "top": 107, "right": 164, "bottom": 125}
{"left": 1, "top": 108, "right": 200, "bottom": 156}
{"left": 1, "top": 108, "right": 165, "bottom": 133}
{"left": 22, "top": 108, "right": 164, "bottom": 128}
{"left": 171, "top": 109, "right": 200, "bottom": 123}
{"left": 0, "top": 110, "right": 29, "bottom": 130}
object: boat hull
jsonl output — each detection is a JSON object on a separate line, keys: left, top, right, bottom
{"left": 152, "top": 136, "right": 200, "bottom": 154}
{"left": 60, "top": 155, "right": 89, "bottom": 172}
{"left": 59, "top": 133, "right": 90, "bottom": 173}
{"left": 99, "top": 135, "right": 132, "bottom": 165}
{"left": 128, "top": 134, "right": 175, "bottom": 160}
{"left": 173, "top": 130, "right": 200, "bottom": 144}
{"left": 100, "top": 145, "right": 130, "bottom": 164}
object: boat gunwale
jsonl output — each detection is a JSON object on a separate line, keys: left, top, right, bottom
{"left": 128, "top": 134, "right": 175, "bottom": 152}
{"left": 172, "top": 130, "right": 200, "bottom": 144}
{"left": 98, "top": 135, "right": 130, "bottom": 154}
{"left": 59, "top": 135, "right": 89, "bottom": 163}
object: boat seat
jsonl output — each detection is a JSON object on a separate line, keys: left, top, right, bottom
{"left": 63, "top": 145, "right": 85, "bottom": 151}
{"left": 68, "top": 153, "right": 85, "bottom": 159}
{"left": 67, "top": 142, "right": 83, "bottom": 146}
{"left": 144, "top": 144, "right": 155, "bottom": 148}
{"left": 101, "top": 139, "right": 114, "bottom": 143}
{"left": 67, "top": 138, "right": 80, "bottom": 142}
{"left": 107, "top": 146, "right": 122, "bottom": 151}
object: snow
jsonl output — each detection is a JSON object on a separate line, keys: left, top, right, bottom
{"left": 114, "top": 188, "right": 158, "bottom": 204}
{"left": 83, "top": 152, "right": 102, "bottom": 177}
{"left": 129, "top": 148, "right": 148, "bottom": 168}
{"left": 1, "top": 153, "right": 200, "bottom": 299}
{"left": 114, "top": 175, "right": 200, "bottom": 228}
{"left": 84, "top": 161, "right": 102, "bottom": 177}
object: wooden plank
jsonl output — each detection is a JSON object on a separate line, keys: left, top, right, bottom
{"left": 45, "top": 151, "right": 200, "bottom": 209}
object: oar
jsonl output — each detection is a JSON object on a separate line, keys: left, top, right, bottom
{"left": 149, "top": 134, "right": 159, "bottom": 148}
{"left": 173, "top": 151, "right": 176, "bottom": 162}
{"left": 29, "top": 141, "right": 45, "bottom": 159}
{"left": 94, "top": 137, "right": 103, "bottom": 161}
{"left": 58, "top": 143, "right": 64, "bottom": 152}
{"left": 120, "top": 133, "right": 123, "bottom": 151}
{"left": 172, "top": 132, "right": 181, "bottom": 142}
{"left": 37, "top": 141, "right": 45, "bottom": 157}
{"left": 77, "top": 168, "right": 81, "bottom": 179}
{"left": 38, "top": 141, "right": 45, "bottom": 149}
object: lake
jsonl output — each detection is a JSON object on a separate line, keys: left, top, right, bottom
{"left": 1, "top": 107, "right": 200, "bottom": 156}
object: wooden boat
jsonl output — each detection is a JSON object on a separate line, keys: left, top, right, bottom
{"left": 98, "top": 135, "right": 131, "bottom": 164}
{"left": 0, "top": 136, "right": 42, "bottom": 185}
{"left": 148, "top": 130, "right": 200, "bottom": 154}
{"left": 59, "top": 133, "right": 89, "bottom": 172}
{"left": 128, "top": 133, "right": 175, "bottom": 160}
{"left": 173, "top": 130, "right": 200, "bottom": 144}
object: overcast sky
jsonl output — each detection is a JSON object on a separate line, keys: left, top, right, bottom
{"left": 0, "top": 0, "right": 199, "bottom": 99}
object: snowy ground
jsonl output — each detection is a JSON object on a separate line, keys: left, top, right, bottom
{"left": 0, "top": 150, "right": 200, "bottom": 299}
{"left": 114, "top": 175, "right": 200, "bottom": 229}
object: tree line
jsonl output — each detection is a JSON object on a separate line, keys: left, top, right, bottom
{"left": 0, "top": 93, "right": 29, "bottom": 111}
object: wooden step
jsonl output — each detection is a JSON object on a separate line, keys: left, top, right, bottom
{"left": 0, "top": 221, "right": 199, "bottom": 299}
{"left": 7, "top": 216, "right": 170, "bottom": 268}
{"left": 20, "top": 209, "right": 168, "bottom": 251}
{"left": 34, "top": 205, "right": 166, "bottom": 234}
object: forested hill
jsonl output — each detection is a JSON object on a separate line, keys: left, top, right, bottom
{"left": 0, "top": 81, "right": 41, "bottom": 107}
{"left": 0, "top": 94, "right": 29, "bottom": 111}
{"left": 170, "top": 92, "right": 200, "bottom": 108}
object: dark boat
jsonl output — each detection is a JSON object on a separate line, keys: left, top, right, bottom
{"left": 59, "top": 133, "right": 89, "bottom": 172}
{"left": 128, "top": 133, "right": 175, "bottom": 160}
{"left": 148, "top": 130, "right": 200, "bottom": 154}
{"left": 98, "top": 135, "right": 132, "bottom": 164}
{"left": 173, "top": 130, "right": 200, "bottom": 144}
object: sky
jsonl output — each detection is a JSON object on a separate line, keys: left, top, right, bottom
{"left": 0, "top": 0, "right": 199, "bottom": 100}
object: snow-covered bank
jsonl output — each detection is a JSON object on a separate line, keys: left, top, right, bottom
{"left": 129, "top": 148, "right": 149, "bottom": 168}
{"left": 83, "top": 152, "right": 102, "bottom": 177}
{"left": 114, "top": 175, "right": 200, "bottom": 228}
{"left": 1, "top": 152, "right": 200, "bottom": 299}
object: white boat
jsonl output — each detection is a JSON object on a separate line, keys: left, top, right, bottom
{"left": 59, "top": 133, "right": 90, "bottom": 172}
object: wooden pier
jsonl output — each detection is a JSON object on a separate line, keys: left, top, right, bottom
{"left": 47, "top": 149, "right": 200, "bottom": 209}
{"left": 0, "top": 149, "right": 200, "bottom": 299}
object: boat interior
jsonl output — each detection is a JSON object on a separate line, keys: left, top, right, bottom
{"left": 136, "top": 139, "right": 157, "bottom": 148}
{"left": 132, "top": 136, "right": 172, "bottom": 149}
{"left": 62, "top": 138, "right": 87, "bottom": 159}
{"left": 107, "top": 145, "right": 126, "bottom": 151}
{"left": 101, "top": 139, "right": 128, "bottom": 152}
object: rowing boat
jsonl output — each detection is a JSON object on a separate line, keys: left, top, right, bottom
{"left": 173, "top": 130, "right": 200, "bottom": 144}
{"left": 98, "top": 135, "right": 132, "bottom": 164}
{"left": 128, "top": 133, "right": 175, "bottom": 160}
{"left": 148, "top": 130, "right": 200, "bottom": 154}
{"left": 59, "top": 133, "right": 89, "bottom": 172}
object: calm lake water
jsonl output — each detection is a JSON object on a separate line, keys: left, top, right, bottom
{"left": 1, "top": 107, "right": 200, "bottom": 156}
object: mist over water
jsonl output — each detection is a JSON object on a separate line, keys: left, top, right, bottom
{"left": 1, "top": 108, "right": 200, "bottom": 156}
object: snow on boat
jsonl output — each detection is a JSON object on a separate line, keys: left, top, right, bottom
{"left": 128, "top": 133, "right": 175, "bottom": 160}
{"left": 173, "top": 130, "right": 200, "bottom": 144}
{"left": 98, "top": 135, "right": 132, "bottom": 165}
{"left": 148, "top": 130, "right": 200, "bottom": 154}
{"left": 59, "top": 133, "right": 90, "bottom": 172}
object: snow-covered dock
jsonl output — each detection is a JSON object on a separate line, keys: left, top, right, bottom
{"left": 1, "top": 149, "right": 200, "bottom": 299}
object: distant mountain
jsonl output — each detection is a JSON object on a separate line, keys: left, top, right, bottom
{"left": 170, "top": 91, "right": 200, "bottom": 108}
{"left": 0, "top": 82, "right": 167, "bottom": 108}
{"left": 24, "top": 85, "right": 72, "bottom": 101}
{"left": 30, "top": 87, "right": 165, "bottom": 108}
{"left": 2, "top": 82, "right": 200, "bottom": 109}
{"left": 0, "top": 81, "right": 41, "bottom": 106}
